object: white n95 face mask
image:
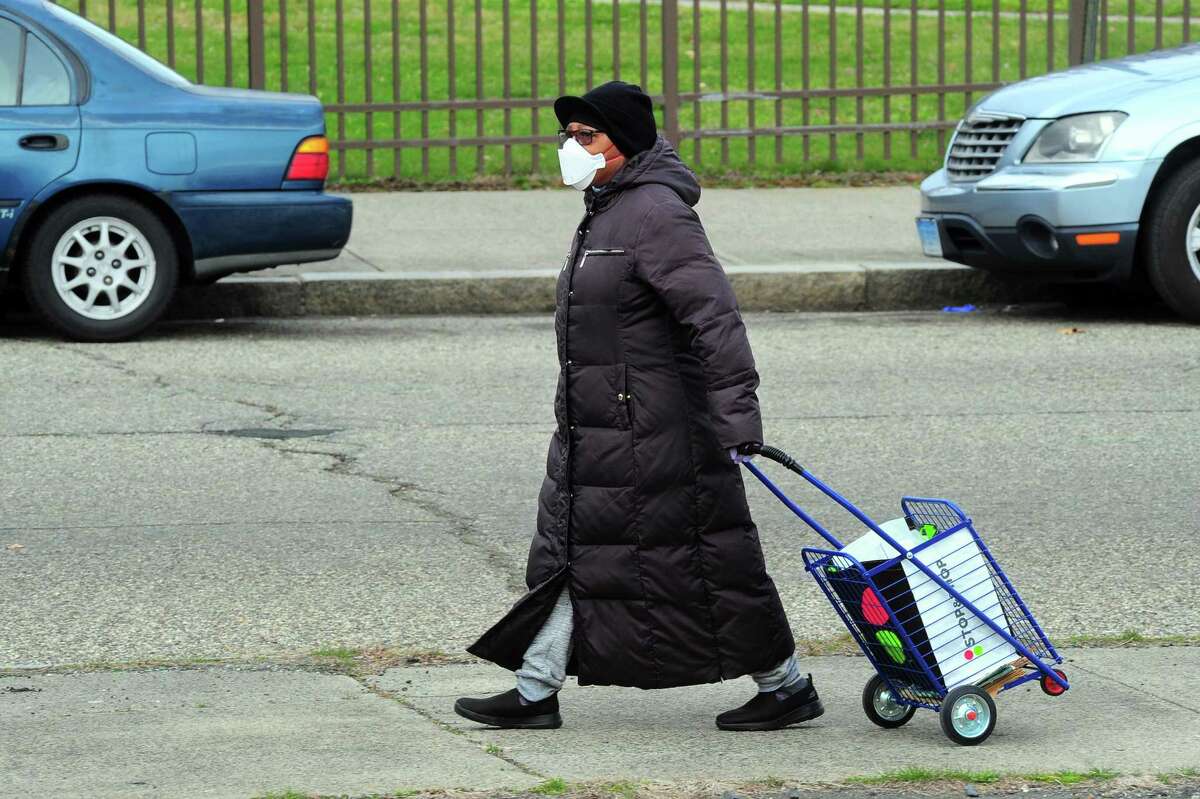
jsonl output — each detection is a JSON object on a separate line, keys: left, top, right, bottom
{"left": 557, "top": 137, "right": 606, "bottom": 190}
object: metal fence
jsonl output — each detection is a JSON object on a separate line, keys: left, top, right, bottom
{"left": 55, "top": 0, "right": 1192, "bottom": 181}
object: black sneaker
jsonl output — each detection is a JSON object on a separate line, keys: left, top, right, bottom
{"left": 715, "top": 673, "right": 825, "bottom": 731}
{"left": 453, "top": 688, "right": 562, "bottom": 729}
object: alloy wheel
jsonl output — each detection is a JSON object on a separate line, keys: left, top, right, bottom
{"left": 50, "top": 216, "right": 157, "bottom": 321}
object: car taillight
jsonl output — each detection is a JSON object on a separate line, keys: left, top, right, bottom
{"left": 286, "top": 136, "right": 330, "bottom": 182}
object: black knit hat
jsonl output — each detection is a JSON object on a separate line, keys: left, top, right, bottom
{"left": 554, "top": 81, "right": 657, "bottom": 158}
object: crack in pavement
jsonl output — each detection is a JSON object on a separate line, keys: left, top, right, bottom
{"left": 34, "top": 340, "right": 528, "bottom": 594}
{"left": 0, "top": 519, "right": 443, "bottom": 532}
{"left": 353, "top": 675, "right": 548, "bottom": 781}
{"left": 46, "top": 342, "right": 304, "bottom": 428}
{"left": 264, "top": 441, "right": 529, "bottom": 595}
{"left": 340, "top": 246, "right": 383, "bottom": 272}
{"left": 0, "top": 430, "right": 206, "bottom": 438}
{"left": 1070, "top": 661, "right": 1200, "bottom": 715}
{"left": 1, "top": 659, "right": 550, "bottom": 783}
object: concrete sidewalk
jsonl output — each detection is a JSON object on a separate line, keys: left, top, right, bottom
{"left": 3, "top": 647, "right": 1197, "bottom": 798}
{"left": 168, "top": 187, "right": 1050, "bottom": 320}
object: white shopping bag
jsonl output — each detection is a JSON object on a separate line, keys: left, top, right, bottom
{"left": 839, "top": 518, "right": 1018, "bottom": 690}
{"left": 900, "top": 527, "right": 1018, "bottom": 690}
{"left": 838, "top": 516, "right": 912, "bottom": 564}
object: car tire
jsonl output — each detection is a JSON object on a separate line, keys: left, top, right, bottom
{"left": 1143, "top": 159, "right": 1200, "bottom": 322}
{"left": 22, "top": 195, "right": 179, "bottom": 342}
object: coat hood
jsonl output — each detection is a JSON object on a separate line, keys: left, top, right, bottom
{"left": 588, "top": 136, "right": 702, "bottom": 209}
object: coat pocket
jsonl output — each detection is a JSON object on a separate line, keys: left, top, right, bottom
{"left": 578, "top": 247, "right": 626, "bottom": 269}
{"left": 571, "top": 249, "right": 629, "bottom": 306}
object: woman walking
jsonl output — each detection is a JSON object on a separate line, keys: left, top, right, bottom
{"left": 456, "top": 81, "right": 820, "bottom": 732}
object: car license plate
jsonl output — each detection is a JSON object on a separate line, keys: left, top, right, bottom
{"left": 916, "top": 217, "right": 943, "bottom": 258}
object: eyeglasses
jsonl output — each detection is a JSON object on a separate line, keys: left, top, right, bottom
{"left": 558, "top": 128, "right": 605, "bottom": 147}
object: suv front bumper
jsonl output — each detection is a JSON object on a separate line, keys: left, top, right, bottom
{"left": 918, "top": 213, "right": 1140, "bottom": 282}
{"left": 918, "top": 160, "right": 1161, "bottom": 282}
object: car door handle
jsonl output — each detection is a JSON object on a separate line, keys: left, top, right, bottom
{"left": 19, "top": 134, "right": 69, "bottom": 152}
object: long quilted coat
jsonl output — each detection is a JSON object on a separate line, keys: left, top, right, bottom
{"left": 467, "top": 136, "right": 795, "bottom": 689}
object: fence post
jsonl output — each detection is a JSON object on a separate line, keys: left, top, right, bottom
{"left": 661, "top": 0, "right": 681, "bottom": 146}
{"left": 248, "top": 0, "right": 267, "bottom": 89}
{"left": 1068, "top": 0, "right": 1100, "bottom": 65}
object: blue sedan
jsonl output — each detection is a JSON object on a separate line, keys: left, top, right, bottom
{"left": 0, "top": 0, "right": 352, "bottom": 340}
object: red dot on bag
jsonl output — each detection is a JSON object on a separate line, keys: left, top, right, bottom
{"left": 861, "top": 588, "right": 888, "bottom": 626}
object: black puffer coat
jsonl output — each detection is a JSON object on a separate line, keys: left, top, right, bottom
{"left": 468, "top": 136, "right": 795, "bottom": 689}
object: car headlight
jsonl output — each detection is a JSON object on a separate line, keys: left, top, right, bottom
{"left": 1023, "top": 112, "right": 1127, "bottom": 163}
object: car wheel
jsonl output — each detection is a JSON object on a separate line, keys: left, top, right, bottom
{"left": 1143, "top": 160, "right": 1200, "bottom": 322}
{"left": 22, "top": 195, "right": 179, "bottom": 341}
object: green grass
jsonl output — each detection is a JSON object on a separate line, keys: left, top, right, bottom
{"left": 0, "top": 647, "right": 469, "bottom": 679}
{"left": 846, "top": 767, "right": 1002, "bottom": 784}
{"left": 847, "top": 767, "right": 1125, "bottom": 785}
{"left": 1061, "top": 630, "right": 1200, "bottom": 647}
{"left": 54, "top": 0, "right": 1190, "bottom": 183}
{"left": 599, "top": 781, "right": 641, "bottom": 799}
{"left": 311, "top": 645, "right": 358, "bottom": 661}
{"left": 531, "top": 778, "right": 570, "bottom": 796}
{"left": 781, "top": 0, "right": 1196, "bottom": 14}
{"left": 795, "top": 632, "right": 858, "bottom": 655}
{"left": 1159, "top": 768, "right": 1200, "bottom": 783}
{"left": 752, "top": 777, "right": 788, "bottom": 790}
{"left": 0, "top": 654, "right": 244, "bottom": 675}
{"left": 1023, "top": 769, "right": 1120, "bottom": 785}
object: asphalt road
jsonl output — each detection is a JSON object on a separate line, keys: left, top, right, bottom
{"left": 1, "top": 305, "right": 1197, "bottom": 668}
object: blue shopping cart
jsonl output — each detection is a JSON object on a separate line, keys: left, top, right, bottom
{"left": 742, "top": 444, "right": 1069, "bottom": 746}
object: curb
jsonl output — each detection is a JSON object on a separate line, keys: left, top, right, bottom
{"left": 165, "top": 263, "right": 1053, "bottom": 320}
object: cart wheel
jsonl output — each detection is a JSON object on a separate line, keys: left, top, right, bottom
{"left": 1040, "top": 669, "right": 1069, "bottom": 697}
{"left": 862, "top": 674, "right": 917, "bottom": 729}
{"left": 939, "top": 686, "right": 997, "bottom": 746}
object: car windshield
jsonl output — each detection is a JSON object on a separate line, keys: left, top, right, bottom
{"left": 42, "top": 1, "right": 191, "bottom": 88}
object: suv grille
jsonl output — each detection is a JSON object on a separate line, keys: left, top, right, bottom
{"left": 946, "top": 114, "right": 1024, "bottom": 181}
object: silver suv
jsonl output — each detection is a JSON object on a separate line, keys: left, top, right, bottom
{"left": 918, "top": 45, "right": 1200, "bottom": 320}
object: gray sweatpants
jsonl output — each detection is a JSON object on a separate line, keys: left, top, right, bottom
{"left": 515, "top": 587, "right": 804, "bottom": 702}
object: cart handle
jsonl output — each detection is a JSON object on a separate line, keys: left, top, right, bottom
{"left": 741, "top": 443, "right": 915, "bottom": 557}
